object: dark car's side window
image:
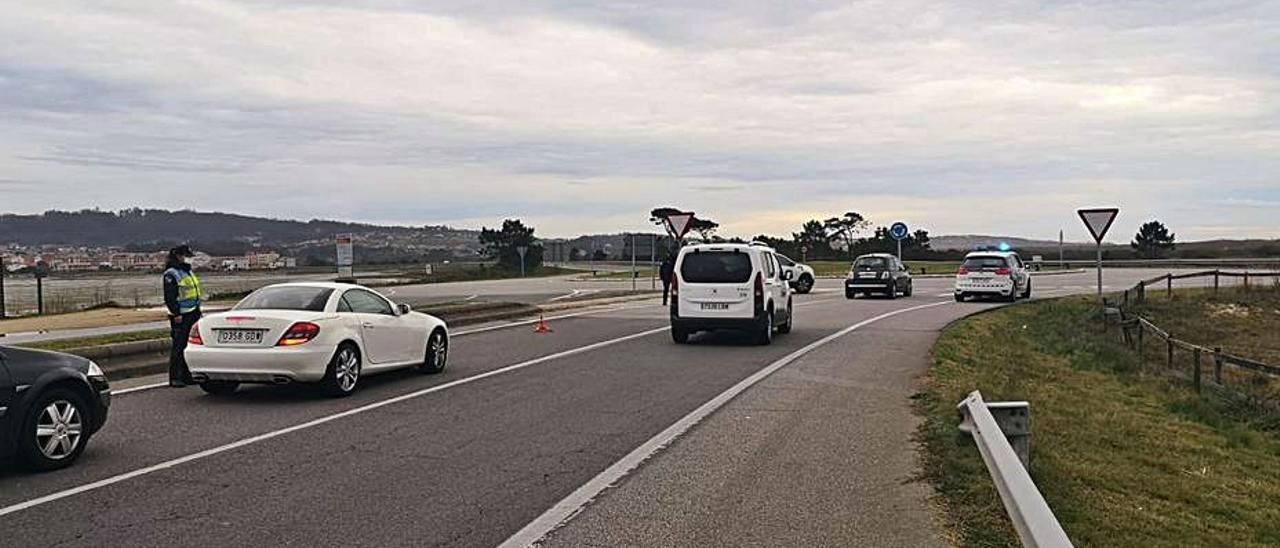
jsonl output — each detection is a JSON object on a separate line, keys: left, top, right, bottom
{"left": 343, "top": 290, "right": 394, "bottom": 315}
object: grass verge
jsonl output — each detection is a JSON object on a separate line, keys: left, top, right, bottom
{"left": 917, "top": 296, "right": 1280, "bottom": 547}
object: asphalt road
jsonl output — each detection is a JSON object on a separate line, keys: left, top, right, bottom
{"left": 0, "top": 269, "right": 1244, "bottom": 547}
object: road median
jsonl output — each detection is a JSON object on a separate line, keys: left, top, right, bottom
{"left": 23, "top": 293, "right": 659, "bottom": 381}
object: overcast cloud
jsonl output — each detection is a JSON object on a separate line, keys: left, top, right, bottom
{"left": 1, "top": 0, "right": 1277, "bottom": 241}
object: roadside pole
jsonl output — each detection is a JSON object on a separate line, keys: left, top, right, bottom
{"left": 1059, "top": 229, "right": 1064, "bottom": 265}
{"left": 0, "top": 255, "right": 6, "bottom": 319}
{"left": 1078, "top": 208, "right": 1120, "bottom": 311}
{"left": 516, "top": 246, "right": 529, "bottom": 278}
{"left": 630, "top": 234, "right": 637, "bottom": 292}
{"left": 650, "top": 233, "right": 656, "bottom": 290}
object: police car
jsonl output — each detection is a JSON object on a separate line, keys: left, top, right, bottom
{"left": 669, "top": 242, "right": 794, "bottom": 345}
{"left": 954, "top": 250, "right": 1031, "bottom": 302}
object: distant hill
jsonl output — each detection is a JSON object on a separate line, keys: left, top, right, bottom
{"left": 931, "top": 234, "right": 1280, "bottom": 260}
{"left": 0, "top": 209, "right": 482, "bottom": 261}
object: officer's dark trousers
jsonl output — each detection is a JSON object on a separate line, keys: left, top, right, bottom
{"left": 169, "top": 310, "right": 201, "bottom": 384}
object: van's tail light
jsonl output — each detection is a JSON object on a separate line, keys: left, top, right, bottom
{"left": 957, "top": 267, "right": 969, "bottom": 275}
{"left": 188, "top": 320, "right": 203, "bottom": 345}
{"left": 671, "top": 276, "right": 678, "bottom": 298}
{"left": 277, "top": 322, "right": 321, "bottom": 346}
{"left": 995, "top": 268, "right": 1011, "bottom": 276}
{"left": 754, "top": 272, "right": 764, "bottom": 313}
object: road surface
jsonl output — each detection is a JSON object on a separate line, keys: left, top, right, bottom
{"left": 0, "top": 269, "right": 1244, "bottom": 546}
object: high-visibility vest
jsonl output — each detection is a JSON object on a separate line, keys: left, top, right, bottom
{"left": 166, "top": 267, "right": 203, "bottom": 314}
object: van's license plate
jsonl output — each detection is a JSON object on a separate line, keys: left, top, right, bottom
{"left": 700, "top": 303, "right": 730, "bottom": 311}
{"left": 217, "top": 329, "right": 264, "bottom": 344}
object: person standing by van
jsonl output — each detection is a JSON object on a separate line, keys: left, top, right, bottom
{"left": 659, "top": 251, "right": 676, "bottom": 305}
{"left": 163, "top": 245, "right": 202, "bottom": 387}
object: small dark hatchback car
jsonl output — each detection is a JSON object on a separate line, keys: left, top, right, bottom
{"left": 1, "top": 345, "right": 111, "bottom": 471}
{"left": 845, "top": 253, "right": 914, "bottom": 299}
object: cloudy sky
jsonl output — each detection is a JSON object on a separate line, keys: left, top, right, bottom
{"left": 1, "top": 1, "right": 1277, "bottom": 242}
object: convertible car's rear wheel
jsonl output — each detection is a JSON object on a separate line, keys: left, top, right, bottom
{"left": 321, "top": 344, "right": 361, "bottom": 397}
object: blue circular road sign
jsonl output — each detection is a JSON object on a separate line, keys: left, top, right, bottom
{"left": 890, "top": 222, "right": 909, "bottom": 241}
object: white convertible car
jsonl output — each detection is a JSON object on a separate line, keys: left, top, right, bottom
{"left": 185, "top": 282, "right": 449, "bottom": 397}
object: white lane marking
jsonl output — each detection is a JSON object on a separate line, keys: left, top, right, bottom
{"left": 113, "top": 382, "right": 169, "bottom": 395}
{"left": 547, "top": 289, "right": 583, "bottom": 303}
{"left": 499, "top": 299, "right": 953, "bottom": 548}
{"left": 0, "top": 325, "right": 672, "bottom": 519}
{"left": 114, "top": 303, "right": 663, "bottom": 397}
{"left": 462, "top": 294, "right": 479, "bottom": 302}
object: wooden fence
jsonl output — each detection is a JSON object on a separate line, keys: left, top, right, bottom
{"left": 1109, "top": 270, "right": 1280, "bottom": 394}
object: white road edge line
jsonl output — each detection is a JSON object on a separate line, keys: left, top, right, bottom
{"left": 112, "top": 303, "right": 662, "bottom": 397}
{"left": 0, "top": 325, "right": 671, "bottom": 519}
{"left": 498, "top": 299, "right": 953, "bottom": 548}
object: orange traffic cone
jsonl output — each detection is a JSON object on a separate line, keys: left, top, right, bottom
{"left": 533, "top": 314, "right": 553, "bottom": 334}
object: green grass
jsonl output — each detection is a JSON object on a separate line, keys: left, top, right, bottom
{"left": 918, "top": 296, "right": 1280, "bottom": 548}
{"left": 21, "top": 329, "right": 172, "bottom": 351}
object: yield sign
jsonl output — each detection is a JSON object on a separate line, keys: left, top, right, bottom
{"left": 1077, "top": 208, "right": 1119, "bottom": 243}
{"left": 664, "top": 212, "right": 696, "bottom": 240}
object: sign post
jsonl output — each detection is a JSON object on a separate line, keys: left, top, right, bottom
{"left": 890, "top": 222, "right": 910, "bottom": 260}
{"left": 34, "top": 260, "right": 50, "bottom": 316}
{"left": 1077, "top": 208, "right": 1120, "bottom": 308}
{"left": 516, "top": 246, "right": 529, "bottom": 278}
{"left": 335, "top": 234, "right": 354, "bottom": 281}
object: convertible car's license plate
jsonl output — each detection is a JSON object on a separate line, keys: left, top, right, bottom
{"left": 217, "top": 329, "right": 264, "bottom": 345}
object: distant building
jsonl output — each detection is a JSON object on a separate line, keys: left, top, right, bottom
{"left": 110, "top": 252, "right": 167, "bottom": 270}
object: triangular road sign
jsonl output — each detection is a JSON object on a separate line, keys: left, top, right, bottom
{"left": 664, "top": 212, "right": 696, "bottom": 240}
{"left": 1078, "top": 208, "right": 1119, "bottom": 243}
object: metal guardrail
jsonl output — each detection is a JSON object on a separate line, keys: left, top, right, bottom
{"left": 957, "top": 391, "right": 1073, "bottom": 548}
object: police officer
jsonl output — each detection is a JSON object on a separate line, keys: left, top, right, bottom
{"left": 163, "top": 245, "right": 202, "bottom": 387}
{"left": 659, "top": 251, "right": 677, "bottom": 306}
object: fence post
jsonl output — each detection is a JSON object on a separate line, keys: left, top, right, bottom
{"left": 1123, "top": 289, "right": 1130, "bottom": 308}
{"left": 1138, "top": 281, "right": 1145, "bottom": 304}
{"left": 1166, "top": 275, "right": 1172, "bottom": 298}
{"left": 1244, "top": 271, "right": 1250, "bottom": 290}
{"left": 1213, "top": 347, "right": 1223, "bottom": 384}
{"left": 1167, "top": 336, "right": 1174, "bottom": 370}
{"left": 1213, "top": 270, "right": 1220, "bottom": 296}
{"left": 1137, "top": 324, "right": 1145, "bottom": 367}
{"left": 37, "top": 276, "right": 44, "bottom": 315}
{"left": 1193, "top": 347, "right": 1202, "bottom": 393}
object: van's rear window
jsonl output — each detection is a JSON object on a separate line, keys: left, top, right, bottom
{"left": 680, "top": 252, "right": 753, "bottom": 283}
{"left": 962, "top": 256, "right": 1009, "bottom": 270}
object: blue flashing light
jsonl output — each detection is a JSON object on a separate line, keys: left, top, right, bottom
{"left": 998, "top": 242, "right": 1012, "bottom": 252}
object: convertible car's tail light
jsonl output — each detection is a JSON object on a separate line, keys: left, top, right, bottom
{"left": 277, "top": 322, "right": 321, "bottom": 346}
{"left": 188, "top": 321, "right": 204, "bottom": 345}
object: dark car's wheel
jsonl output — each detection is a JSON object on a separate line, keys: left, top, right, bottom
{"left": 321, "top": 344, "right": 362, "bottom": 397}
{"left": 420, "top": 329, "right": 448, "bottom": 374}
{"left": 845, "top": 290, "right": 857, "bottom": 299}
{"left": 887, "top": 285, "right": 898, "bottom": 299}
{"left": 795, "top": 274, "right": 814, "bottom": 294}
{"left": 1022, "top": 279, "right": 1033, "bottom": 299}
{"left": 954, "top": 293, "right": 966, "bottom": 302}
{"left": 904, "top": 281, "right": 914, "bottom": 297}
{"left": 777, "top": 301, "right": 793, "bottom": 334}
{"left": 200, "top": 381, "right": 240, "bottom": 396}
{"left": 671, "top": 327, "right": 690, "bottom": 344}
{"left": 18, "top": 388, "right": 91, "bottom": 472}
{"left": 756, "top": 310, "right": 774, "bottom": 346}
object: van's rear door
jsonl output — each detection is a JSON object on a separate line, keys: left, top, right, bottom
{"left": 676, "top": 249, "right": 755, "bottom": 318}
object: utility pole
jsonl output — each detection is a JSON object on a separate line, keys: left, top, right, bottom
{"left": 1059, "top": 229, "right": 1064, "bottom": 265}
{"left": 0, "top": 254, "right": 6, "bottom": 319}
{"left": 650, "top": 233, "right": 657, "bottom": 290}
{"left": 630, "top": 234, "right": 637, "bottom": 292}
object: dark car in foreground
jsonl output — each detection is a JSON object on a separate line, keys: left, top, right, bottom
{"left": 1, "top": 345, "right": 111, "bottom": 471}
{"left": 845, "top": 253, "right": 913, "bottom": 299}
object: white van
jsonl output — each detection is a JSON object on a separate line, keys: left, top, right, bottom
{"left": 670, "top": 243, "right": 793, "bottom": 345}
